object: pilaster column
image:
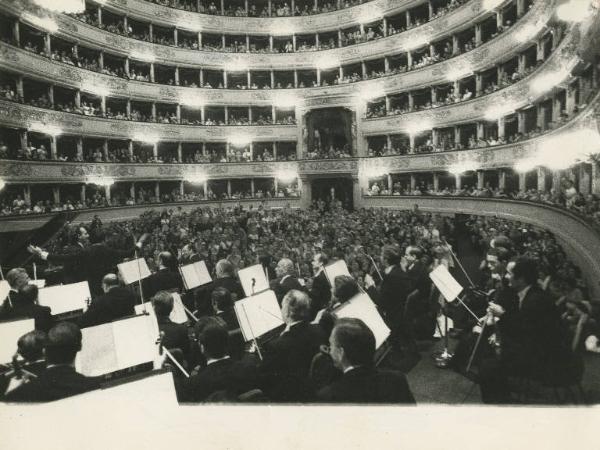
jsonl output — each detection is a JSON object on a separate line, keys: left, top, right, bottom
{"left": 477, "top": 170, "right": 484, "bottom": 189}
{"left": 537, "top": 167, "right": 546, "bottom": 192}
{"left": 518, "top": 172, "right": 526, "bottom": 191}
{"left": 498, "top": 170, "right": 506, "bottom": 190}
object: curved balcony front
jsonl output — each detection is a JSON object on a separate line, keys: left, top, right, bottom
{"left": 2, "top": 0, "right": 552, "bottom": 70}
{"left": 1, "top": 91, "right": 596, "bottom": 184}
{"left": 99, "top": 0, "right": 418, "bottom": 34}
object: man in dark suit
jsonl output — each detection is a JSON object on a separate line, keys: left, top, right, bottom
{"left": 479, "top": 258, "right": 570, "bottom": 403}
{"left": 1, "top": 330, "right": 47, "bottom": 397}
{"left": 152, "top": 291, "right": 190, "bottom": 363}
{"left": 78, "top": 274, "right": 136, "bottom": 328}
{"left": 260, "top": 289, "right": 326, "bottom": 402}
{"left": 176, "top": 320, "right": 259, "bottom": 402}
{"left": 142, "top": 252, "right": 183, "bottom": 300}
{"left": 0, "top": 284, "right": 53, "bottom": 333}
{"left": 211, "top": 287, "right": 240, "bottom": 331}
{"left": 317, "top": 318, "right": 415, "bottom": 404}
{"left": 4, "top": 322, "right": 100, "bottom": 402}
{"left": 195, "top": 259, "right": 245, "bottom": 317}
{"left": 272, "top": 258, "right": 304, "bottom": 305}
{"left": 366, "top": 245, "right": 414, "bottom": 348}
{"left": 307, "top": 252, "right": 331, "bottom": 320}
{"left": 28, "top": 228, "right": 148, "bottom": 295}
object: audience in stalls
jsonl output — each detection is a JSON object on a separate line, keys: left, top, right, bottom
{"left": 1, "top": 194, "right": 596, "bottom": 403}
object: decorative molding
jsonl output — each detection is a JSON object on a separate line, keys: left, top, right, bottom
{"left": 99, "top": 0, "right": 457, "bottom": 35}
{"left": 0, "top": 100, "right": 297, "bottom": 142}
{"left": 0, "top": 0, "right": 553, "bottom": 70}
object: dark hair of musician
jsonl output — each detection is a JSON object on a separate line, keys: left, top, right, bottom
{"left": 152, "top": 291, "right": 174, "bottom": 317}
{"left": 158, "top": 252, "right": 177, "bottom": 271}
{"left": 512, "top": 258, "right": 539, "bottom": 286}
{"left": 18, "top": 330, "right": 47, "bottom": 361}
{"left": 333, "top": 275, "right": 359, "bottom": 304}
{"left": 44, "top": 322, "right": 83, "bottom": 364}
{"left": 19, "top": 284, "right": 38, "bottom": 305}
{"left": 211, "top": 287, "right": 233, "bottom": 312}
{"left": 382, "top": 245, "right": 401, "bottom": 266}
{"left": 198, "top": 322, "right": 229, "bottom": 359}
{"left": 316, "top": 252, "right": 329, "bottom": 266}
{"left": 407, "top": 246, "right": 424, "bottom": 259}
{"left": 332, "top": 318, "right": 375, "bottom": 367}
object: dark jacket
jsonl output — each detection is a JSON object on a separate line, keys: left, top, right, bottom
{"left": 158, "top": 316, "right": 190, "bottom": 362}
{"left": 176, "top": 355, "right": 260, "bottom": 402}
{"left": 260, "top": 321, "right": 326, "bottom": 402}
{"left": 47, "top": 243, "right": 136, "bottom": 295}
{"left": 498, "top": 285, "right": 569, "bottom": 375}
{"left": 195, "top": 277, "right": 245, "bottom": 317}
{"left": 3, "top": 365, "right": 100, "bottom": 402}
{"left": 317, "top": 366, "right": 416, "bottom": 404}
{"left": 142, "top": 268, "right": 183, "bottom": 300}
{"left": 376, "top": 265, "right": 414, "bottom": 322}
{"left": 308, "top": 270, "right": 331, "bottom": 319}
{"left": 272, "top": 275, "right": 305, "bottom": 305}
{"left": 78, "top": 286, "right": 136, "bottom": 328}
{"left": 0, "top": 297, "right": 53, "bottom": 333}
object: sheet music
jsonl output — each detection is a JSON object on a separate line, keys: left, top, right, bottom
{"left": 180, "top": 261, "right": 212, "bottom": 290}
{"left": 58, "top": 371, "right": 178, "bottom": 409}
{"left": 38, "top": 281, "right": 91, "bottom": 315}
{"left": 28, "top": 279, "right": 46, "bottom": 288}
{"left": 238, "top": 264, "right": 269, "bottom": 297}
{"left": 76, "top": 314, "right": 159, "bottom": 376}
{"left": 0, "top": 319, "right": 35, "bottom": 364}
{"left": 323, "top": 260, "right": 352, "bottom": 287}
{"left": 429, "top": 265, "right": 463, "bottom": 302}
{"left": 76, "top": 322, "right": 119, "bottom": 377}
{"left": 333, "top": 293, "right": 391, "bottom": 349}
{"left": 234, "top": 290, "right": 284, "bottom": 341}
{"left": 112, "top": 315, "right": 159, "bottom": 370}
{"left": 118, "top": 258, "right": 151, "bottom": 285}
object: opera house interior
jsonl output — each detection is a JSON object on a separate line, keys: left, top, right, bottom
{"left": 0, "top": 0, "right": 600, "bottom": 413}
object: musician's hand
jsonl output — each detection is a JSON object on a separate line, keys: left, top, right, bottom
{"left": 153, "top": 352, "right": 168, "bottom": 370}
{"left": 364, "top": 273, "right": 375, "bottom": 289}
{"left": 487, "top": 302, "right": 505, "bottom": 318}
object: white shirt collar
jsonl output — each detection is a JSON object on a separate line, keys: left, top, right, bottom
{"left": 280, "top": 274, "right": 291, "bottom": 284}
{"left": 206, "top": 355, "right": 230, "bottom": 366}
{"left": 282, "top": 320, "right": 302, "bottom": 335}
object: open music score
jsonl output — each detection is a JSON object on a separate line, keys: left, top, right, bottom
{"left": 429, "top": 265, "right": 463, "bottom": 302}
{"left": 238, "top": 264, "right": 269, "bottom": 297}
{"left": 118, "top": 258, "right": 151, "bottom": 285}
{"left": 234, "top": 289, "right": 284, "bottom": 342}
{"left": 333, "top": 293, "right": 390, "bottom": 349}
{"left": 0, "top": 318, "right": 35, "bottom": 364}
{"left": 179, "top": 261, "right": 212, "bottom": 290}
{"left": 323, "top": 260, "right": 352, "bottom": 286}
{"left": 76, "top": 314, "right": 159, "bottom": 377}
{"left": 38, "top": 281, "right": 91, "bottom": 315}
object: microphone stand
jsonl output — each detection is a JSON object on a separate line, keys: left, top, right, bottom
{"left": 241, "top": 302, "right": 263, "bottom": 361}
{"left": 133, "top": 237, "right": 146, "bottom": 313}
{"left": 358, "top": 248, "right": 383, "bottom": 281}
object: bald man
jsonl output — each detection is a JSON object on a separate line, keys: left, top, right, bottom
{"left": 272, "top": 258, "right": 305, "bottom": 305}
{"left": 78, "top": 273, "right": 136, "bottom": 328}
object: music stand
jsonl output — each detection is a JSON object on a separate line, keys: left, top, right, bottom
{"left": 238, "top": 264, "right": 269, "bottom": 297}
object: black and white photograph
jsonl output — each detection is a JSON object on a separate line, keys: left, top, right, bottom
{"left": 0, "top": 0, "right": 598, "bottom": 447}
